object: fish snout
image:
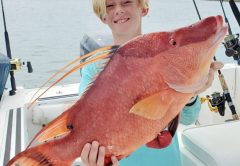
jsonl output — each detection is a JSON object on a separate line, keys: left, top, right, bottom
{"left": 213, "top": 15, "right": 228, "bottom": 45}
{"left": 216, "top": 15, "right": 223, "bottom": 27}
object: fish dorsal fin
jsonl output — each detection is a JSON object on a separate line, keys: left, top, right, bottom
{"left": 129, "top": 91, "right": 173, "bottom": 120}
{"left": 28, "top": 47, "right": 118, "bottom": 109}
{"left": 30, "top": 45, "right": 119, "bottom": 102}
{"left": 27, "top": 110, "right": 72, "bottom": 148}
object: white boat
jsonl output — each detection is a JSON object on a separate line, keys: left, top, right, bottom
{"left": 1, "top": 0, "right": 240, "bottom": 163}
{"left": 1, "top": 31, "right": 240, "bottom": 166}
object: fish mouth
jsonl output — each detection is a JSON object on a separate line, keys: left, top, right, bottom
{"left": 213, "top": 15, "right": 228, "bottom": 45}
{"left": 167, "top": 74, "right": 209, "bottom": 94}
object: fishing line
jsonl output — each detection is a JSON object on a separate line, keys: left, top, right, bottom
{"left": 192, "top": 0, "right": 202, "bottom": 20}
{"left": 229, "top": 0, "right": 240, "bottom": 27}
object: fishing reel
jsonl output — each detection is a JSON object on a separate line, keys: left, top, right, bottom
{"left": 223, "top": 34, "right": 240, "bottom": 64}
{"left": 201, "top": 92, "right": 226, "bottom": 116}
{"left": 10, "top": 58, "right": 33, "bottom": 73}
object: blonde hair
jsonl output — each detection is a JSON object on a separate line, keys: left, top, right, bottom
{"left": 92, "top": 0, "right": 149, "bottom": 19}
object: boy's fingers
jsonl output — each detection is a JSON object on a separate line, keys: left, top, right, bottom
{"left": 210, "top": 61, "right": 224, "bottom": 70}
{"left": 89, "top": 141, "right": 100, "bottom": 165}
{"left": 81, "top": 143, "right": 91, "bottom": 164}
{"left": 96, "top": 146, "right": 105, "bottom": 166}
{"left": 111, "top": 156, "right": 119, "bottom": 166}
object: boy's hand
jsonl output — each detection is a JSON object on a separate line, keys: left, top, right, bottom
{"left": 81, "top": 141, "right": 119, "bottom": 166}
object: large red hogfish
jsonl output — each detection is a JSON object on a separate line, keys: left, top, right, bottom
{"left": 7, "top": 15, "right": 227, "bottom": 166}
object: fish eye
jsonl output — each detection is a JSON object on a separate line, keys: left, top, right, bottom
{"left": 169, "top": 39, "right": 177, "bottom": 46}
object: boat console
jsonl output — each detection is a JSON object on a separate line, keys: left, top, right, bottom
{"left": 0, "top": 53, "right": 10, "bottom": 101}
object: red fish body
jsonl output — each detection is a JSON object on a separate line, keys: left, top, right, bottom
{"left": 7, "top": 15, "right": 228, "bottom": 166}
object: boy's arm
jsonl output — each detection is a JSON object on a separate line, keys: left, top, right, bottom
{"left": 180, "top": 96, "right": 201, "bottom": 125}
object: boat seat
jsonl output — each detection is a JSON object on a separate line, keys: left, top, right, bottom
{"left": 0, "top": 107, "right": 26, "bottom": 166}
{"left": 181, "top": 121, "right": 240, "bottom": 166}
{"left": 80, "top": 32, "right": 113, "bottom": 56}
{"left": 32, "top": 93, "right": 78, "bottom": 125}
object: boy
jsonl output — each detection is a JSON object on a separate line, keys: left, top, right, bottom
{"left": 79, "top": 0, "right": 223, "bottom": 165}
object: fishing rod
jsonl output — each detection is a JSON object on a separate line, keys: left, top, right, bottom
{"left": 229, "top": 0, "right": 240, "bottom": 27}
{"left": 192, "top": 0, "right": 239, "bottom": 121}
{"left": 0, "top": 0, "right": 33, "bottom": 96}
{"left": 220, "top": 0, "right": 233, "bottom": 34}
{"left": 1, "top": 0, "right": 16, "bottom": 95}
{"left": 221, "top": 0, "right": 240, "bottom": 64}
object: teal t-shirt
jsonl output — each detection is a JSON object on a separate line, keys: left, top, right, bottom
{"left": 79, "top": 50, "right": 201, "bottom": 166}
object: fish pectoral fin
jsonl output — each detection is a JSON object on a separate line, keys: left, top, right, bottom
{"left": 27, "top": 110, "right": 71, "bottom": 148}
{"left": 129, "top": 91, "right": 173, "bottom": 120}
{"left": 146, "top": 131, "right": 173, "bottom": 149}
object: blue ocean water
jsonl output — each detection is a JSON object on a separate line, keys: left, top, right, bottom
{"left": 0, "top": 0, "right": 239, "bottom": 88}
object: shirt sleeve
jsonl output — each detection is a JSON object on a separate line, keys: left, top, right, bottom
{"left": 79, "top": 63, "right": 96, "bottom": 96}
{"left": 79, "top": 50, "right": 111, "bottom": 96}
{"left": 79, "top": 57, "right": 104, "bottom": 96}
{"left": 180, "top": 96, "right": 201, "bottom": 125}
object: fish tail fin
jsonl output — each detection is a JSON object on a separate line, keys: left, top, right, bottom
{"left": 6, "top": 147, "right": 50, "bottom": 166}
{"left": 6, "top": 145, "right": 72, "bottom": 166}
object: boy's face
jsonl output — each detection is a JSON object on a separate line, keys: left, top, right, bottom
{"left": 101, "top": 0, "right": 148, "bottom": 37}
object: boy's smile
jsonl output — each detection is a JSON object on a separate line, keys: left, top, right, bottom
{"left": 113, "top": 17, "right": 130, "bottom": 24}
